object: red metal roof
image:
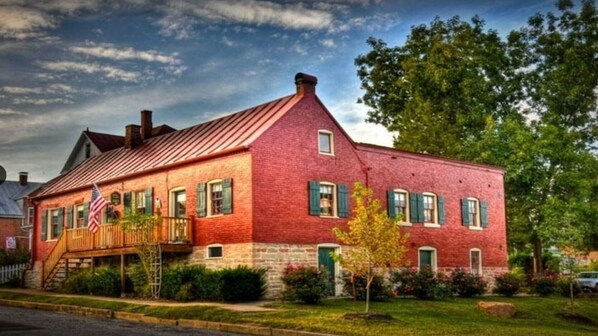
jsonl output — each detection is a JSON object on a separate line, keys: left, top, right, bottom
{"left": 37, "top": 94, "right": 300, "bottom": 198}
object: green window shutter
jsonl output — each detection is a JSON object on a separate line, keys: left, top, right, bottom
{"left": 387, "top": 190, "right": 396, "bottom": 219}
{"left": 417, "top": 194, "right": 425, "bottom": 222}
{"left": 308, "top": 181, "right": 321, "bottom": 216}
{"left": 124, "top": 192, "right": 132, "bottom": 213}
{"left": 409, "top": 193, "right": 418, "bottom": 222}
{"left": 144, "top": 187, "right": 153, "bottom": 215}
{"left": 83, "top": 202, "right": 90, "bottom": 227}
{"left": 197, "top": 183, "right": 207, "bottom": 217}
{"left": 480, "top": 201, "right": 488, "bottom": 228}
{"left": 337, "top": 184, "right": 348, "bottom": 218}
{"left": 438, "top": 196, "right": 445, "bottom": 225}
{"left": 461, "top": 199, "right": 470, "bottom": 226}
{"left": 222, "top": 178, "right": 233, "bottom": 214}
{"left": 57, "top": 208, "right": 64, "bottom": 237}
{"left": 66, "top": 206, "right": 73, "bottom": 229}
{"left": 41, "top": 210, "right": 47, "bottom": 241}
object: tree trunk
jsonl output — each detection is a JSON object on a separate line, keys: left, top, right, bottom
{"left": 532, "top": 236, "right": 544, "bottom": 276}
{"left": 365, "top": 279, "right": 370, "bottom": 314}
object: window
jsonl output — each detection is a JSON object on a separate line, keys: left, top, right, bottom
{"left": 319, "top": 183, "right": 335, "bottom": 217}
{"left": 462, "top": 197, "right": 488, "bottom": 229}
{"left": 423, "top": 193, "right": 436, "bottom": 224}
{"left": 207, "top": 245, "right": 223, "bottom": 258}
{"left": 85, "top": 142, "right": 91, "bottom": 158}
{"left": 318, "top": 130, "right": 333, "bottom": 155}
{"left": 196, "top": 179, "right": 233, "bottom": 217}
{"left": 418, "top": 246, "right": 437, "bottom": 272}
{"left": 210, "top": 182, "right": 223, "bottom": 215}
{"left": 75, "top": 204, "right": 86, "bottom": 228}
{"left": 27, "top": 207, "right": 34, "bottom": 227}
{"left": 50, "top": 209, "right": 61, "bottom": 239}
{"left": 134, "top": 191, "right": 146, "bottom": 213}
{"left": 470, "top": 249, "right": 482, "bottom": 275}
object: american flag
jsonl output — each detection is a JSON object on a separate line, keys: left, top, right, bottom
{"left": 88, "top": 183, "right": 108, "bottom": 233}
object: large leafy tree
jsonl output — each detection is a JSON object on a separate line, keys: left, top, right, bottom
{"left": 356, "top": 0, "right": 598, "bottom": 274}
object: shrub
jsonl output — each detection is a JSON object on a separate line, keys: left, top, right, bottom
{"left": 0, "top": 276, "right": 21, "bottom": 288}
{"left": 450, "top": 268, "right": 487, "bottom": 297}
{"left": 161, "top": 264, "right": 223, "bottom": 301}
{"left": 493, "top": 272, "right": 523, "bottom": 297}
{"left": 342, "top": 273, "right": 392, "bottom": 301}
{"left": 0, "top": 249, "right": 30, "bottom": 267}
{"left": 58, "top": 270, "right": 92, "bottom": 294}
{"left": 219, "top": 266, "right": 266, "bottom": 302}
{"left": 391, "top": 268, "right": 452, "bottom": 300}
{"left": 126, "top": 263, "right": 149, "bottom": 297}
{"left": 281, "top": 264, "right": 329, "bottom": 304}
{"left": 87, "top": 266, "right": 121, "bottom": 297}
{"left": 531, "top": 276, "right": 557, "bottom": 297}
{"left": 557, "top": 277, "right": 581, "bottom": 298}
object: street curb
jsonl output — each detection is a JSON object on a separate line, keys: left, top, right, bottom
{"left": 0, "top": 299, "right": 339, "bottom": 336}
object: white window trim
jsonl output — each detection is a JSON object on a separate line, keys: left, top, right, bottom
{"left": 318, "top": 129, "right": 334, "bottom": 156}
{"left": 422, "top": 192, "right": 440, "bottom": 227}
{"left": 393, "top": 189, "right": 411, "bottom": 226}
{"left": 470, "top": 248, "right": 482, "bottom": 275}
{"left": 206, "top": 179, "right": 224, "bottom": 217}
{"left": 418, "top": 246, "right": 437, "bottom": 272}
{"left": 74, "top": 204, "right": 85, "bottom": 229}
{"left": 24, "top": 207, "right": 34, "bottom": 228}
{"left": 169, "top": 187, "right": 186, "bottom": 217}
{"left": 317, "top": 243, "right": 342, "bottom": 296}
{"left": 206, "top": 244, "right": 223, "bottom": 259}
{"left": 319, "top": 182, "right": 337, "bottom": 218}
{"left": 467, "top": 197, "right": 482, "bottom": 230}
{"left": 47, "top": 208, "right": 60, "bottom": 241}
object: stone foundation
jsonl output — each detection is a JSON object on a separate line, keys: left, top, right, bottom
{"left": 23, "top": 261, "right": 42, "bottom": 289}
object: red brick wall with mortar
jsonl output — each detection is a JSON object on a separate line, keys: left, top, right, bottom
{"left": 33, "top": 151, "right": 253, "bottom": 262}
{"left": 0, "top": 218, "right": 24, "bottom": 249}
{"left": 251, "top": 91, "right": 507, "bottom": 271}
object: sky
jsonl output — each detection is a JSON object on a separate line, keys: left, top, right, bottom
{"left": 0, "top": 0, "right": 560, "bottom": 182}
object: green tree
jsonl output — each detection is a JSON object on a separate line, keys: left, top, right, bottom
{"left": 356, "top": 0, "right": 598, "bottom": 274}
{"left": 332, "top": 182, "right": 409, "bottom": 313}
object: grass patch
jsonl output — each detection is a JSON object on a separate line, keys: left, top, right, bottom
{"left": 0, "top": 291, "right": 596, "bottom": 335}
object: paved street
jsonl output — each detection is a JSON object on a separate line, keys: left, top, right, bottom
{"left": 0, "top": 306, "right": 240, "bottom": 336}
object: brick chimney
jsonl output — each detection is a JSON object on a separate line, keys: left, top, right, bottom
{"left": 295, "top": 72, "right": 317, "bottom": 96}
{"left": 18, "top": 172, "right": 28, "bottom": 186}
{"left": 140, "top": 110, "right": 153, "bottom": 141}
{"left": 125, "top": 124, "right": 142, "bottom": 149}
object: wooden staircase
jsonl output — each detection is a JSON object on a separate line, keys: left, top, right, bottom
{"left": 44, "top": 258, "right": 93, "bottom": 290}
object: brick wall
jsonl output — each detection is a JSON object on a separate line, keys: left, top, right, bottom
{"left": 0, "top": 217, "right": 25, "bottom": 249}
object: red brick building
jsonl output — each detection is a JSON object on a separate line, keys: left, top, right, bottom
{"left": 28, "top": 73, "right": 507, "bottom": 296}
{"left": 0, "top": 173, "right": 42, "bottom": 251}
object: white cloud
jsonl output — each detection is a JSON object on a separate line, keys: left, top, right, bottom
{"left": 38, "top": 61, "right": 141, "bottom": 82}
{"left": 222, "top": 36, "right": 235, "bottom": 47}
{"left": 328, "top": 98, "right": 394, "bottom": 147}
{"left": 0, "top": 107, "right": 28, "bottom": 116}
{"left": 319, "top": 38, "right": 336, "bottom": 48}
{"left": 2, "top": 86, "right": 44, "bottom": 94}
{"left": 156, "top": 0, "right": 334, "bottom": 38}
{"left": 13, "top": 97, "right": 73, "bottom": 105}
{"left": 0, "top": 6, "right": 55, "bottom": 39}
{"left": 71, "top": 43, "right": 182, "bottom": 65}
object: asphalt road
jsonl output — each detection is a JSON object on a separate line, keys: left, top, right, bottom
{"left": 0, "top": 306, "right": 240, "bottom": 336}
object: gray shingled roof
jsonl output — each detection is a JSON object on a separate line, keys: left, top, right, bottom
{"left": 0, "top": 181, "right": 42, "bottom": 217}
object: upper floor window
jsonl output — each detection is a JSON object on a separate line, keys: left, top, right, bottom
{"left": 196, "top": 179, "right": 232, "bottom": 217}
{"left": 319, "top": 184, "right": 335, "bottom": 217}
{"left": 27, "top": 207, "right": 34, "bottom": 227}
{"left": 75, "top": 204, "right": 86, "bottom": 228}
{"left": 134, "top": 190, "right": 146, "bottom": 214}
{"left": 308, "top": 181, "right": 348, "bottom": 218}
{"left": 85, "top": 142, "right": 91, "bottom": 158}
{"left": 318, "top": 130, "right": 334, "bottom": 155}
{"left": 124, "top": 188, "right": 153, "bottom": 216}
{"left": 387, "top": 189, "right": 410, "bottom": 224}
{"left": 462, "top": 198, "right": 488, "bottom": 229}
{"left": 422, "top": 193, "right": 437, "bottom": 224}
{"left": 171, "top": 189, "right": 186, "bottom": 218}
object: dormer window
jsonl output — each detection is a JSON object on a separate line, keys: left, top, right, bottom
{"left": 318, "top": 130, "right": 334, "bottom": 155}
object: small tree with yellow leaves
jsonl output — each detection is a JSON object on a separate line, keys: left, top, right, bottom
{"left": 333, "top": 182, "right": 409, "bottom": 313}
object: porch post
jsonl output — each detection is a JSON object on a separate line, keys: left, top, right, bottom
{"left": 120, "top": 253, "right": 125, "bottom": 297}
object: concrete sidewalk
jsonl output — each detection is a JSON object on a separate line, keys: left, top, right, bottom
{"left": 0, "top": 288, "right": 276, "bottom": 312}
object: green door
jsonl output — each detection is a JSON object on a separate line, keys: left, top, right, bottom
{"left": 419, "top": 250, "right": 432, "bottom": 270}
{"left": 318, "top": 247, "right": 336, "bottom": 295}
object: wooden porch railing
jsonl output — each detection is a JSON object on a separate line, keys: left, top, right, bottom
{"left": 43, "top": 216, "right": 192, "bottom": 287}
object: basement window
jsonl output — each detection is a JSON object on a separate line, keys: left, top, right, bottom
{"left": 207, "top": 245, "right": 223, "bottom": 259}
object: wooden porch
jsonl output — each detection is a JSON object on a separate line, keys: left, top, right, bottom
{"left": 42, "top": 216, "right": 193, "bottom": 290}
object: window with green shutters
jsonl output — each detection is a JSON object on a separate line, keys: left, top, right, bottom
{"left": 41, "top": 210, "right": 47, "bottom": 241}
{"left": 406, "top": 192, "right": 444, "bottom": 225}
{"left": 308, "top": 181, "right": 348, "bottom": 218}
{"left": 196, "top": 179, "right": 232, "bottom": 217}
{"left": 462, "top": 197, "right": 488, "bottom": 229}
{"left": 388, "top": 189, "right": 410, "bottom": 223}
{"left": 48, "top": 208, "right": 63, "bottom": 240}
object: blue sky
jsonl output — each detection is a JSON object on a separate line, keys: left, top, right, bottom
{"left": 0, "top": 0, "right": 559, "bottom": 182}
